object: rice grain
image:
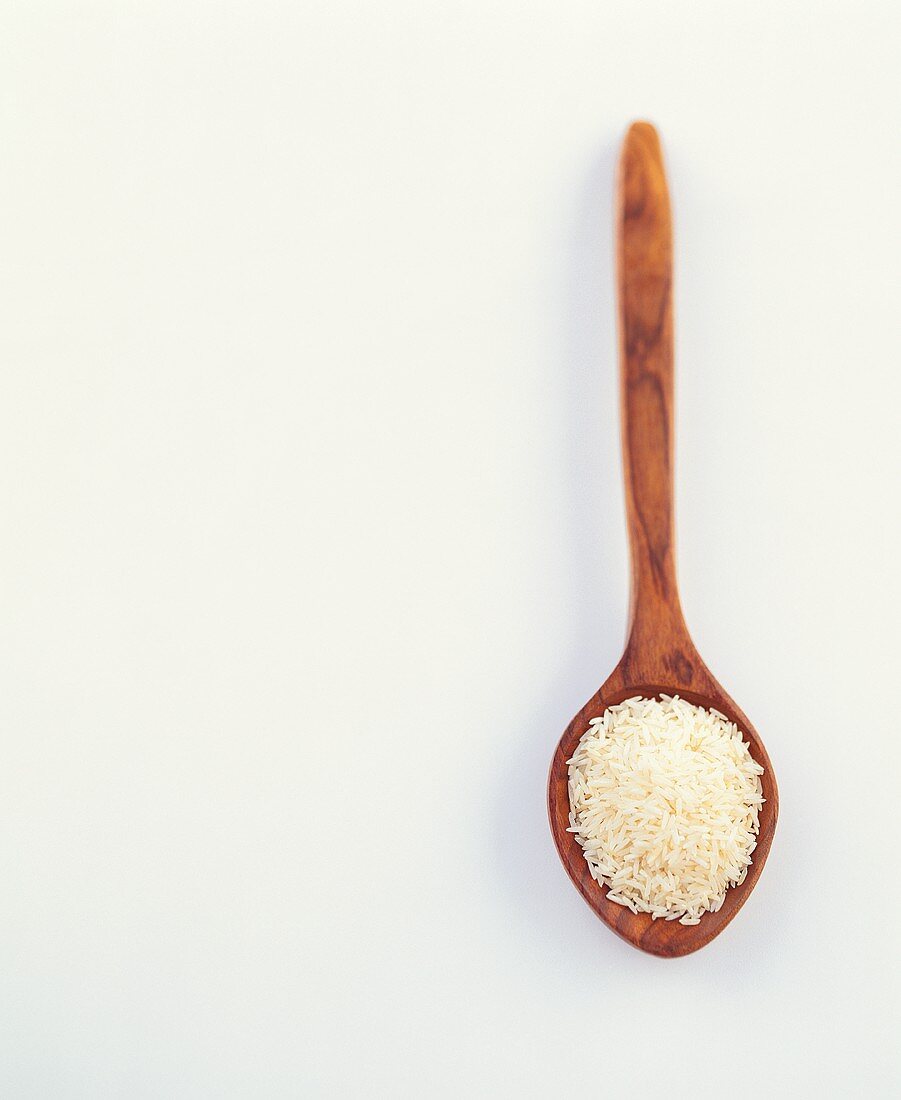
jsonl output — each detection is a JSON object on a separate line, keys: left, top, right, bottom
{"left": 567, "top": 695, "right": 764, "bottom": 925}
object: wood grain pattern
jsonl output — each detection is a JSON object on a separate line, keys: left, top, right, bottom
{"left": 547, "top": 122, "right": 778, "bottom": 957}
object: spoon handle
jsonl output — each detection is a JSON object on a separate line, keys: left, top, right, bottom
{"left": 616, "top": 122, "right": 691, "bottom": 667}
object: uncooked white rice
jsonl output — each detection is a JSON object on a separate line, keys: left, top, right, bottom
{"left": 567, "top": 695, "right": 764, "bottom": 925}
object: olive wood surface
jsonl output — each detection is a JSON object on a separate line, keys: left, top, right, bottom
{"left": 547, "top": 122, "right": 778, "bottom": 957}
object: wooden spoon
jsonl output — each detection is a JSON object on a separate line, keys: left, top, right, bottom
{"left": 547, "top": 121, "right": 778, "bottom": 957}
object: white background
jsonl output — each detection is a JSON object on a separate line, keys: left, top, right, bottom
{"left": 1, "top": 2, "right": 899, "bottom": 1096}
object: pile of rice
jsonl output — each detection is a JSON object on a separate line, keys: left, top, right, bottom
{"left": 567, "top": 695, "right": 764, "bottom": 925}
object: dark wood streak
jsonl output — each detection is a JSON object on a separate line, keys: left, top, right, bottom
{"left": 547, "top": 122, "right": 778, "bottom": 957}
{"left": 624, "top": 274, "right": 672, "bottom": 360}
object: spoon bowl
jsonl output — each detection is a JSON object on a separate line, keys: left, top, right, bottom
{"left": 549, "top": 672, "right": 778, "bottom": 957}
{"left": 547, "top": 122, "right": 778, "bottom": 957}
